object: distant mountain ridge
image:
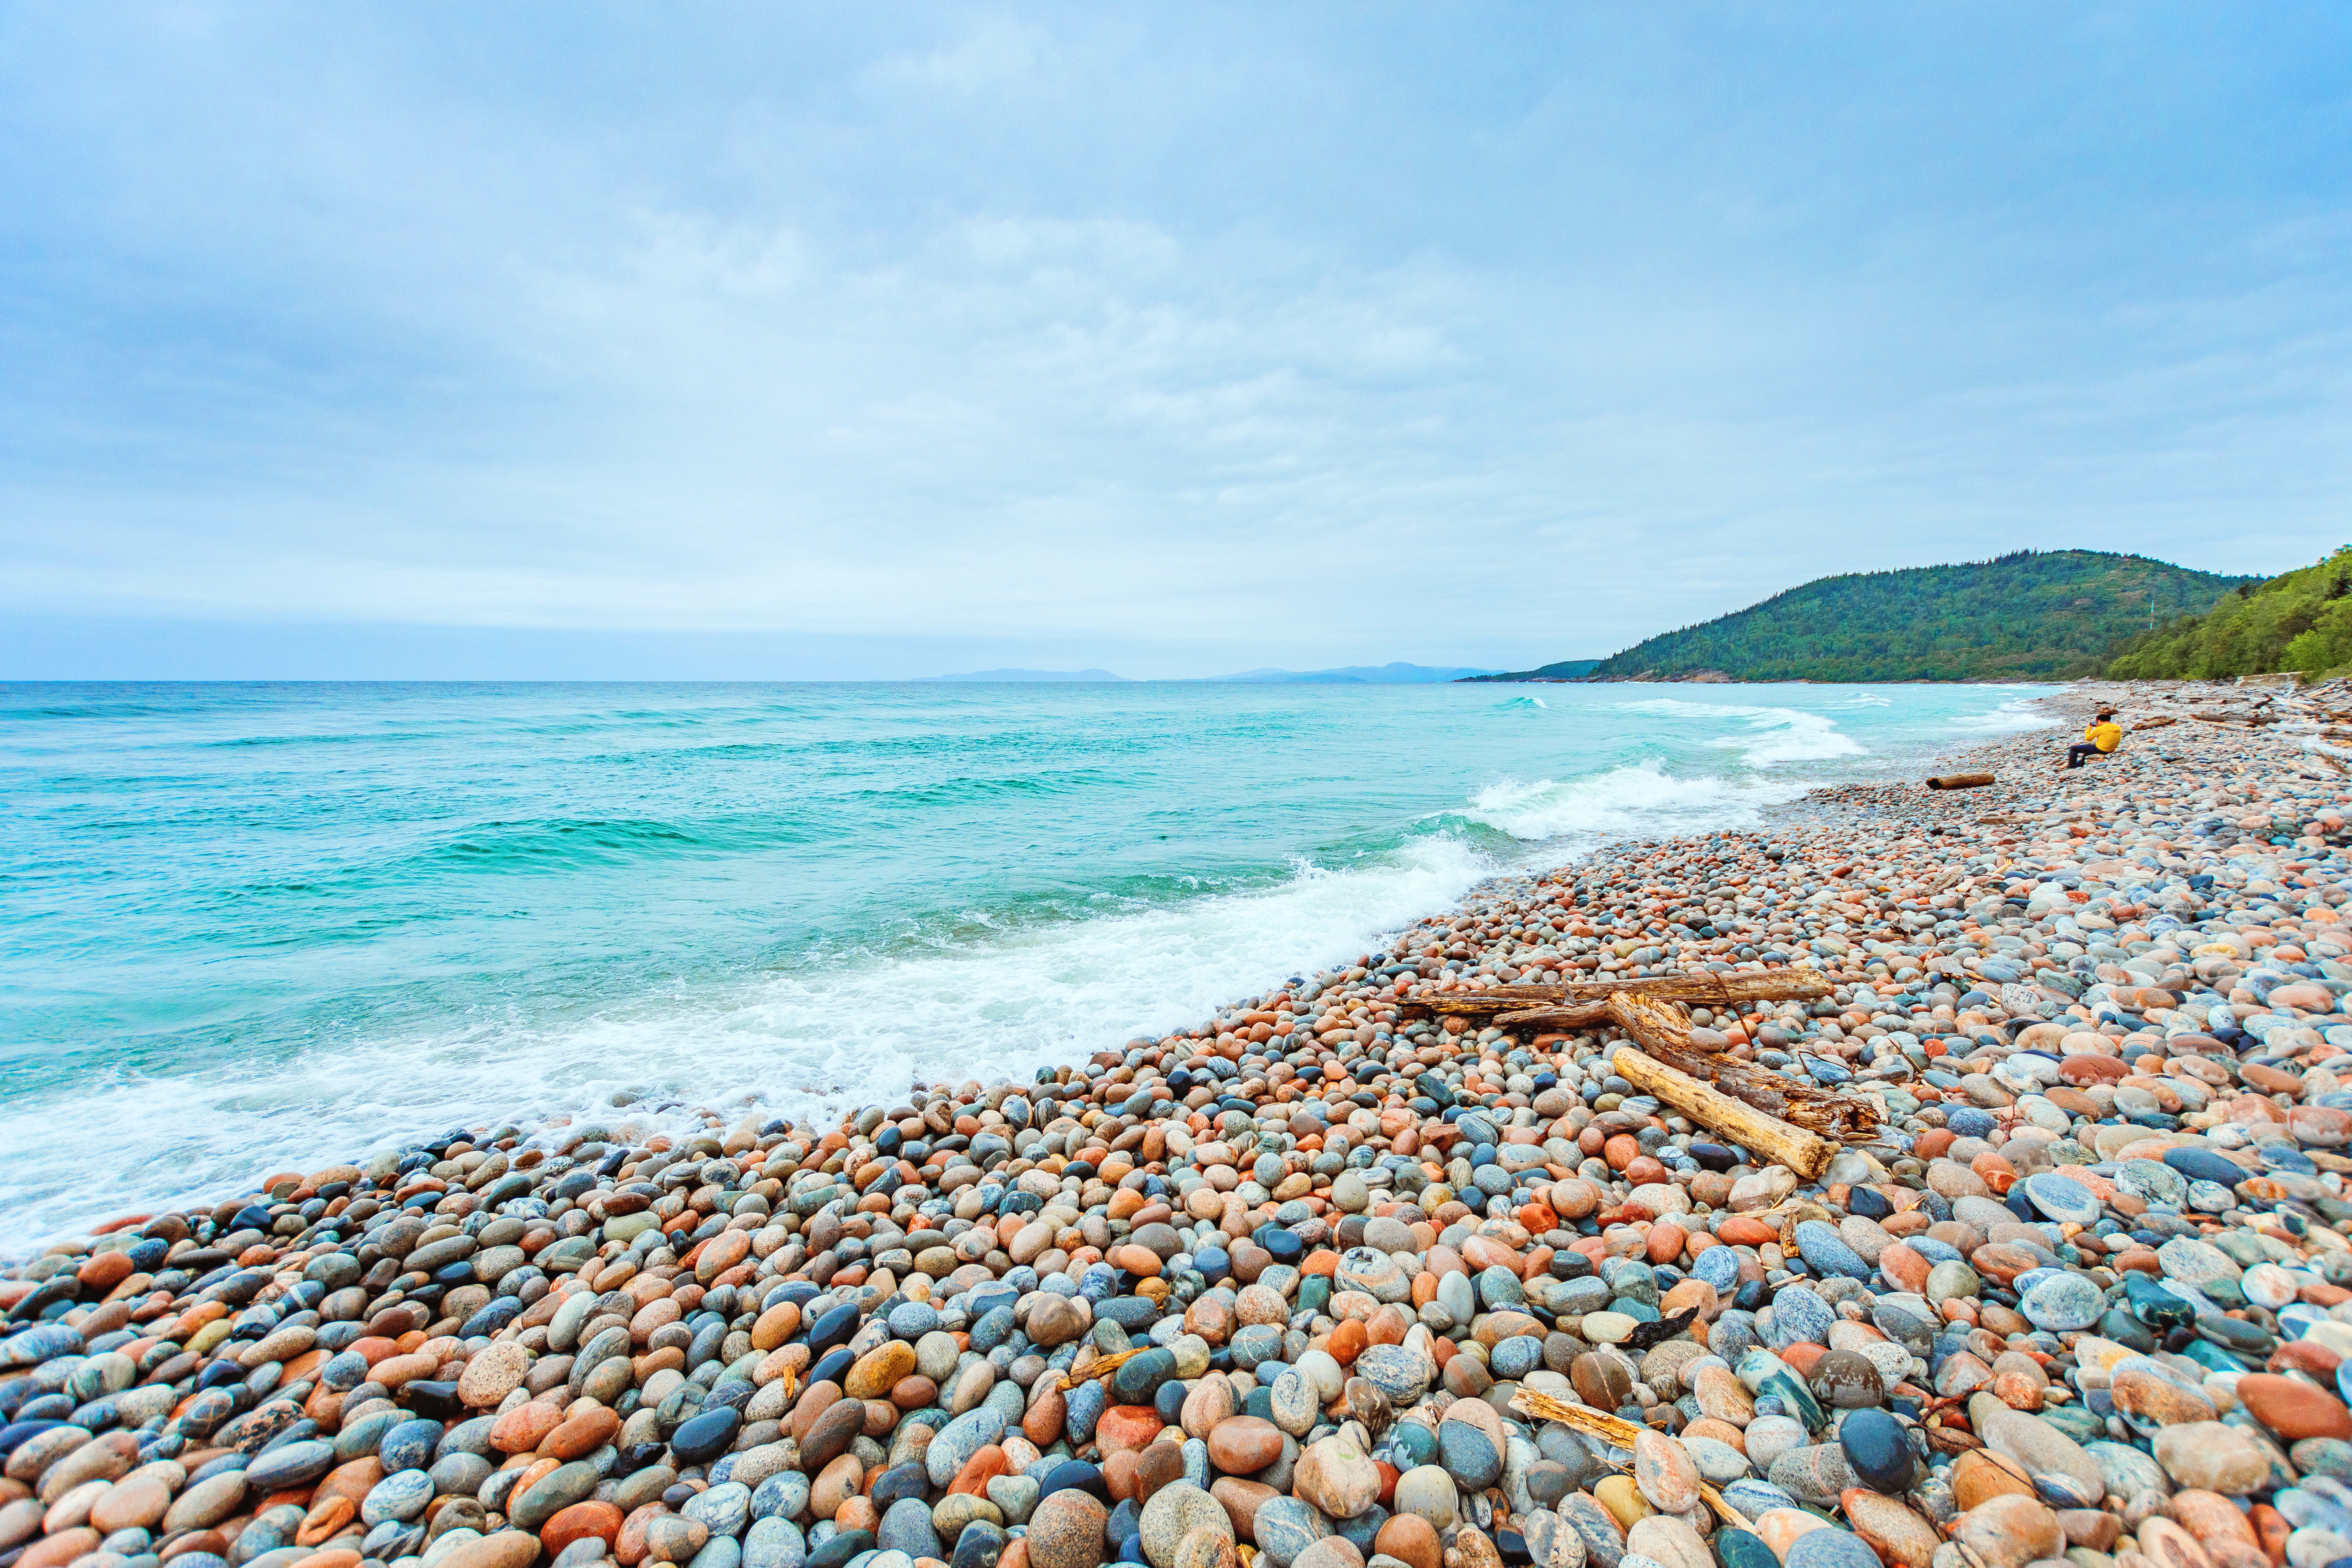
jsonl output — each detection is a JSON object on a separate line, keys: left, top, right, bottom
{"left": 917, "top": 668, "right": 1127, "bottom": 682}
{"left": 1462, "top": 659, "right": 1600, "bottom": 683}
{"left": 1216, "top": 661, "right": 1497, "bottom": 684}
{"left": 1483, "top": 550, "right": 2254, "bottom": 683}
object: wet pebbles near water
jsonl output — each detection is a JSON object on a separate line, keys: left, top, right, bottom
{"left": 9, "top": 682, "right": 2352, "bottom": 1568}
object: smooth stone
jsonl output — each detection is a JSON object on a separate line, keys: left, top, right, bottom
{"left": 1252, "top": 1497, "right": 1331, "bottom": 1568}
{"left": 2151, "top": 1422, "right": 2272, "bottom": 1495}
{"left": 1767, "top": 1445, "right": 1854, "bottom": 1509}
{"left": 1389, "top": 1467, "right": 1457, "bottom": 1533}
{"left": 1025, "top": 1491, "right": 1108, "bottom": 1568}
{"left": 1839, "top": 1409, "right": 1918, "bottom": 1495}
{"left": 1138, "top": 1483, "right": 1232, "bottom": 1568}
{"left": 2020, "top": 1273, "right": 2104, "bottom": 1333}
{"left": 1783, "top": 1529, "right": 1885, "bottom": 1568}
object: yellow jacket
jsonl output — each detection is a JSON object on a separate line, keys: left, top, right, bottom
{"left": 2085, "top": 720, "right": 2121, "bottom": 752}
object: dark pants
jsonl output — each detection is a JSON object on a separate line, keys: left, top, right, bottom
{"left": 2066, "top": 743, "right": 2107, "bottom": 769}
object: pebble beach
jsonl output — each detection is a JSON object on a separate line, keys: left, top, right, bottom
{"left": 12, "top": 680, "right": 2352, "bottom": 1568}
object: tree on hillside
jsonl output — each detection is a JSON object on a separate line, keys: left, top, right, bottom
{"left": 2107, "top": 546, "right": 2352, "bottom": 679}
{"left": 1571, "top": 550, "right": 2249, "bottom": 683}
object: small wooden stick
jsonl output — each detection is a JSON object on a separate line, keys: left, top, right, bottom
{"left": 1492, "top": 1001, "right": 1613, "bottom": 1030}
{"left": 1046, "top": 1344, "right": 1153, "bottom": 1394}
{"left": 1604, "top": 1022, "right": 1840, "bottom": 1179}
{"left": 1603, "top": 990, "right": 1878, "bottom": 1147}
{"left": 1417, "top": 971, "right": 1832, "bottom": 1017}
{"left": 1508, "top": 1388, "right": 1754, "bottom": 1531}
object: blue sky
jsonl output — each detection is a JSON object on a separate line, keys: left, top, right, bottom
{"left": 3, "top": 4, "right": 2348, "bottom": 678}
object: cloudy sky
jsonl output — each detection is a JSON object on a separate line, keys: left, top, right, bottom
{"left": 4, "top": 4, "right": 2348, "bottom": 678}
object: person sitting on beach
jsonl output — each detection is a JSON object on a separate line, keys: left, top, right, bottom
{"left": 2065, "top": 708, "right": 2122, "bottom": 770}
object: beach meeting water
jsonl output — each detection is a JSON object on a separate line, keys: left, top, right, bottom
{"left": 5, "top": 12, "right": 2352, "bottom": 1568}
{"left": 0, "top": 681, "right": 2047, "bottom": 1243}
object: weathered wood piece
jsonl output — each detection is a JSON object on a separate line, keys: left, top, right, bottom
{"left": 1414, "top": 970, "right": 1831, "bottom": 1018}
{"left": 1925, "top": 773, "right": 1995, "bottom": 790}
{"left": 1608, "top": 1044, "right": 1839, "bottom": 1181}
{"left": 1492, "top": 1002, "right": 1613, "bottom": 1031}
{"left": 1509, "top": 1388, "right": 1755, "bottom": 1530}
{"left": 1602, "top": 991, "right": 1879, "bottom": 1147}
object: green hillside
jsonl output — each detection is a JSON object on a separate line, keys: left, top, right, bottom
{"left": 1462, "top": 659, "right": 1600, "bottom": 682}
{"left": 2107, "top": 545, "right": 2352, "bottom": 680}
{"left": 1567, "top": 550, "right": 2251, "bottom": 683}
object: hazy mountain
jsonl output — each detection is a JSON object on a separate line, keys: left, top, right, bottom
{"left": 917, "top": 668, "right": 1127, "bottom": 682}
{"left": 1462, "top": 659, "right": 1601, "bottom": 682}
{"left": 1214, "top": 662, "right": 1499, "bottom": 684}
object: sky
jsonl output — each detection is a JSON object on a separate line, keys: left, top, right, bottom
{"left": 3, "top": 4, "right": 2349, "bottom": 680}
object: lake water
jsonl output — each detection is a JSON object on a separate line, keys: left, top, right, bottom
{"left": 0, "top": 679, "right": 2055, "bottom": 1245}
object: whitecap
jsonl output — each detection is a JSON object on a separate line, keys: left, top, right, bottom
{"left": 1948, "top": 695, "right": 2059, "bottom": 734}
{"left": 0, "top": 834, "right": 1496, "bottom": 1248}
{"left": 1706, "top": 707, "right": 1866, "bottom": 767}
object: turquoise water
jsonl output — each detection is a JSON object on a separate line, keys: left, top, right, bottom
{"left": 0, "top": 680, "right": 2052, "bottom": 1244}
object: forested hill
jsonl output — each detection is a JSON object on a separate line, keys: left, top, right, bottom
{"left": 1571, "top": 551, "right": 2252, "bottom": 683}
{"left": 2107, "top": 546, "right": 2352, "bottom": 680}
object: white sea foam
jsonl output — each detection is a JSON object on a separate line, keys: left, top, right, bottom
{"left": 0, "top": 834, "right": 1498, "bottom": 1248}
{"left": 1462, "top": 764, "right": 1759, "bottom": 841}
{"left": 1948, "top": 694, "right": 2059, "bottom": 734}
{"left": 1612, "top": 699, "right": 1866, "bottom": 767}
{"left": 1611, "top": 697, "right": 1759, "bottom": 718}
{"left": 1716, "top": 709, "right": 1866, "bottom": 766}
{"left": 0, "top": 684, "right": 1960, "bottom": 1249}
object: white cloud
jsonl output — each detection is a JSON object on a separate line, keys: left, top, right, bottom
{"left": 1, "top": 6, "right": 2347, "bottom": 676}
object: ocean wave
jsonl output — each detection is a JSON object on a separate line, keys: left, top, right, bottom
{"left": 1948, "top": 696, "right": 2058, "bottom": 734}
{"left": 0, "top": 679, "right": 1987, "bottom": 1250}
{"left": 1709, "top": 708, "right": 1866, "bottom": 767}
{"left": 1456, "top": 764, "right": 1776, "bottom": 842}
{"left": 0, "top": 834, "right": 1495, "bottom": 1247}
{"left": 1606, "top": 696, "right": 1866, "bottom": 764}
{"left": 841, "top": 769, "right": 1120, "bottom": 808}
{"left": 430, "top": 816, "right": 741, "bottom": 870}
{"left": 1611, "top": 697, "right": 1772, "bottom": 719}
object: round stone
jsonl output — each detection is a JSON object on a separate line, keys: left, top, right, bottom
{"left": 1632, "top": 1431, "right": 1701, "bottom": 1514}
{"left": 1837, "top": 1409, "right": 1917, "bottom": 1495}
{"left": 1438, "top": 1420, "right": 1502, "bottom": 1491}
{"left": 1807, "top": 1351, "right": 1884, "bottom": 1411}
{"left": 1137, "top": 1483, "right": 1232, "bottom": 1568}
{"left": 2022, "top": 1173, "right": 2099, "bottom": 1226}
{"left": 1764, "top": 1289, "right": 1834, "bottom": 1350}
{"left": 1792, "top": 1222, "right": 1871, "bottom": 1282}
{"left": 1390, "top": 1467, "right": 1457, "bottom": 1532}
{"left": 1252, "top": 1497, "right": 1329, "bottom": 1568}
{"left": 2020, "top": 1273, "right": 2103, "bottom": 1334}
{"left": 1293, "top": 1436, "right": 1380, "bottom": 1519}
{"left": 1025, "top": 1491, "right": 1107, "bottom": 1568}
{"left": 1784, "top": 1526, "right": 1888, "bottom": 1568}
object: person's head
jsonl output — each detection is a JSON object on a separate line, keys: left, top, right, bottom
{"left": 2096, "top": 708, "right": 2115, "bottom": 720}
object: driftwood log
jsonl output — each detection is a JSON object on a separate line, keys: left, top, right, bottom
{"left": 1405, "top": 970, "right": 1877, "bottom": 1152}
{"left": 1602, "top": 997, "right": 1843, "bottom": 1176}
{"left": 1412, "top": 970, "right": 1833, "bottom": 1019}
{"left": 1611, "top": 1045, "right": 1837, "bottom": 1178}
{"left": 1509, "top": 1388, "right": 1755, "bottom": 1530}
{"left": 1926, "top": 773, "right": 1995, "bottom": 790}
{"left": 1602, "top": 991, "right": 1879, "bottom": 1147}
{"left": 1492, "top": 1001, "right": 1613, "bottom": 1032}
